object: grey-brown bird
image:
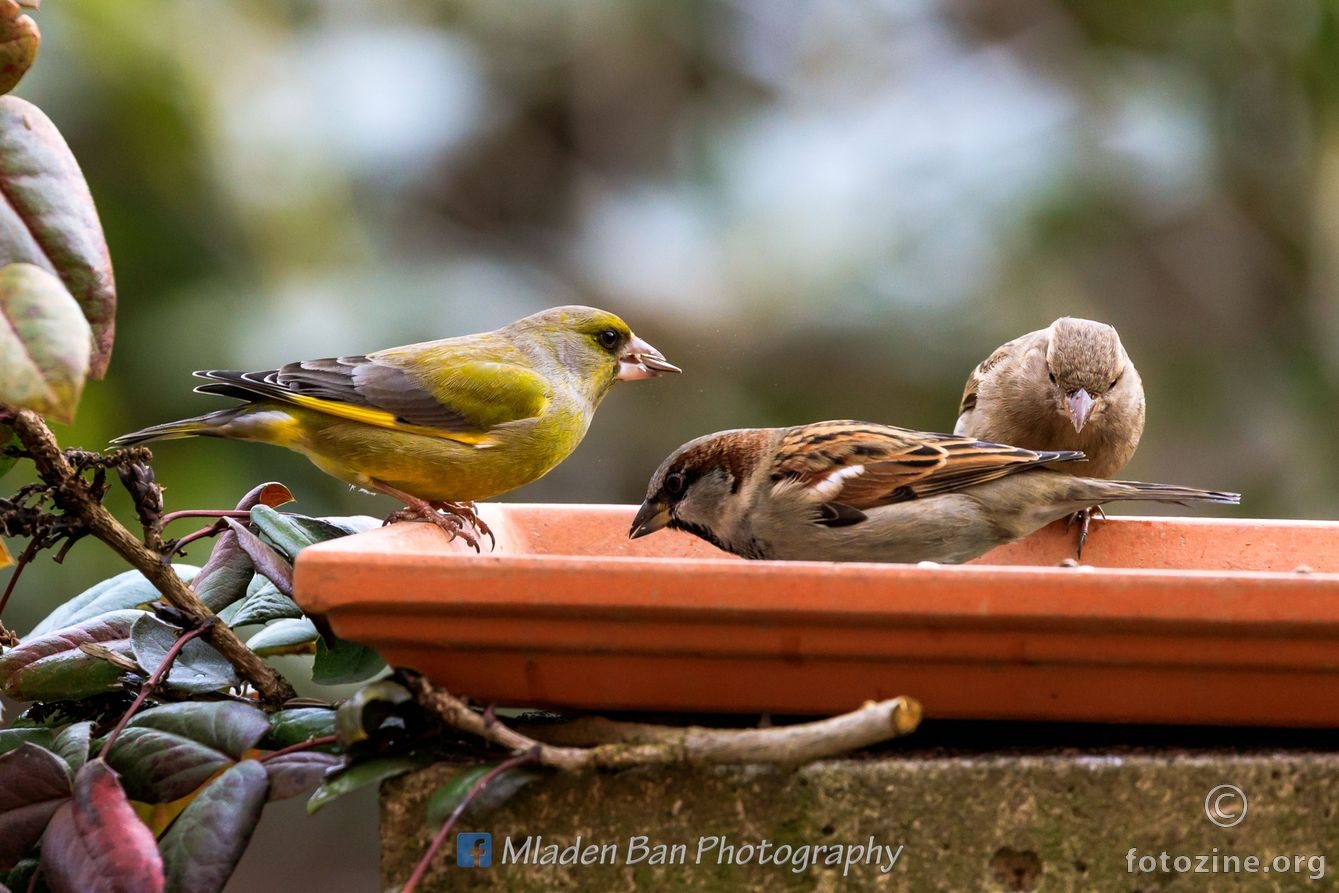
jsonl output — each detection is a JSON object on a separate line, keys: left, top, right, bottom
{"left": 630, "top": 421, "right": 1238, "bottom": 565}
{"left": 955, "top": 317, "right": 1145, "bottom": 551}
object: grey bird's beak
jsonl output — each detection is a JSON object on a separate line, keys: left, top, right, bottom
{"left": 1066, "top": 389, "right": 1095, "bottom": 433}
{"left": 618, "top": 335, "right": 682, "bottom": 381}
{"left": 629, "top": 499, "right": 673, "bottom": 539}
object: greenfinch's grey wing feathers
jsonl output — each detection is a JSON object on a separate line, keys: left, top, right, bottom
{"left": 773, "top": 421, "right": 1084, "bottom": 509}
{"left": 192, "top": 353, "right": 551, "bottom": 438}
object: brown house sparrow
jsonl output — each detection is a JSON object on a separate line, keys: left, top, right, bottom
{"left": 955, "top": 317, "right": 1145, "bottom": 550}
{"left": 630, "top": 421, "right": 1238, "bottom": 565}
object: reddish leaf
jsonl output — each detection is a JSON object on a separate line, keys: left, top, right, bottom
{"left": 0, "top": 743, "right": 71, "bottom": 869}
{"left": 159, "top": 760, "right": 268, "bottom": 893}
{"left": 189, "top": 483, "right": 293, "bottom": 611}
{"left": 102, "top": 727, "right": 234, "bottom": 804}
{"left": 104, "top": 703, "right": 270, "bottom": 803}
{"left": 223, "top": 519, "right": 293, "bottom": 597}
{"left": 0, "top": 0, "right": 38, "bottom": 95}
{"left": 262, "top": 751, "right": 341, "bottom": 802}
{"left": 0, "top": 262, "right": 90, "bottom": 423}
{"left": 40, "top": 760, "right": 164, "bottom": 893}
{"left": 0, "top": 96, "right": 115, "bottom": 377}
{"left": 244, "top": 482, "right": 295, "bottom": 510}
{"left": 0, "top": 609, "right": 141, "bottom": 702}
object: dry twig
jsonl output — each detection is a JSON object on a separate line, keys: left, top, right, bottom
{"left": 406, "top": 673, "right": 922, "bottom": 770}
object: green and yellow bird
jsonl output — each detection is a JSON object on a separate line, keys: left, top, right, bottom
{"left": 112, "top": 305, "right": 680, "bottom": 546}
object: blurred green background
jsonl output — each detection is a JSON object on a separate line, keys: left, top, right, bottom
{"left": 5, "top": 0, "right": 1339, "bottom": 887}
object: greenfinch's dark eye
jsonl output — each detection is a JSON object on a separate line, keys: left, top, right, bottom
{"left": 596, "top": 328, "right": 620, "bottom": 350}
{"left": 664, "top": 471, "right": 687, "bottom": 497}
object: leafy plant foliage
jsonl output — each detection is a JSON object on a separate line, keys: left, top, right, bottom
{"left": 0, "top": 503, "right": 392, "bottom": 893}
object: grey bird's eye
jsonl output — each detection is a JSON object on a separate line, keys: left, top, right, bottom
{"left": 1047, "top": 371, "right": 1056, "bottom": 384}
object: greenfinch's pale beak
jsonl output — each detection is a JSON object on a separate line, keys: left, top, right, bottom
{"left": 1065, "top": 389, "right": 1095, "bottom": 433}
{"left": 618, "top": 335, "right": 681, "bottom": 381}
{"left": 629, "top": 498, "right": 672, "bottom": 539}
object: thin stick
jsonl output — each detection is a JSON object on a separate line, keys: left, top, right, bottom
{"left": 160, "top": 509, "right": 254, "bottom": 526}
{"left": 103, "top": 624, "right": 210, "bottom": 754}
{"left": 401, "top": 749, "right": 540, "bottom": 893}
{"left": 258, "top": 735, "right": 340, "bottom": 762}
{"left": 0, "top": 538, "right": 39, "bottom": 623}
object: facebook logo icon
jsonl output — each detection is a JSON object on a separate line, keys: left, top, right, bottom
{"left": 457, "top": 833, "right": 492, "bottom": 868}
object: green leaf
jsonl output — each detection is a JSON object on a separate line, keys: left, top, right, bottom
{"left": 220, "top": 580, "right": 302, "bottom": 628}
{"left": 0, "top": 743, "right": 73, "bottom": 871}
{"left": 51, "top": 722, "right": 92, "bottom": 778}
{"left": 40, "top": 761, "right": 164, "bottom": 893}
{"left": 28, "top": 566, "right": 199, "bottom": 638}
{"left": 0, "top": 262, "right": 90, "bottom": 423}
{"left": 245, "top": 618, "right": 318, "bottom": 656}
{"left": 426, "top": 763, "right": 541, "bottom": 829}
{"left": 0, "top": 96, "right": 116, "bottom": 378}
{"left": 0, "top": 609, "right": 141, "bottom": 702}
{"left": 159, "top": 761, "right": 268, "bottom": 893}
{"left": 0, "top": 727, "right": 52, "bottom": 756}
{"left": 311, "top": 635, "right": 385, "bottom": 686}
{"left": 248, "top": 506, "right": 355, "bottom": 563}
{"left": 306, "top": 754, "right": 431, "bottom": 815}
{"left": 2, "top": 858, "right": 37, "bottom": 893}
{"left": 0, "top": 4, "right": 38, "bottom": 95}
{"left": 267, "top": 708, "right": 337, "bottom": 750}
{"left": 129, "top": 615, "right": 238, "bottom": 694}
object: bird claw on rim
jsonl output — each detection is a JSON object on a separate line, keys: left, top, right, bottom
{"left": 1065, "top": 506, "right": 1106, "bottom": 558}
{"left": 429, "top": 500, "right": 496, "bottom": 551}
{"left": 383, "top": 501, "right": 493, "bottom": 552}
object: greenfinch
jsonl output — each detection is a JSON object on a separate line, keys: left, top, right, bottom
{"left": 113, "top": 306, "right": 680, "bottom": 546}
{"left": 631, "top": 421, "right": 1237, "bottom": 564}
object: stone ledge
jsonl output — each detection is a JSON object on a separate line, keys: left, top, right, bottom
{"left": 380, "top": 749, "right": 1336, "bottom": 891}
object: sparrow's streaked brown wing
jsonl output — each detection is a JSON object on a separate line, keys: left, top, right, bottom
{"left": 957, "top": 330, "right": 1040, "bottom": 422}
{"left": 771, "top": 420, "right": 1083, "bottom": 510}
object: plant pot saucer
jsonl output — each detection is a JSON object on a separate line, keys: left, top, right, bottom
{"left": 292, "top": 505, "right": 1339, "bottom": 727}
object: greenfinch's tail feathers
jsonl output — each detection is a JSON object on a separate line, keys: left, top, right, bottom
{"left": 109, "top": 409, "right": 247, "bottom": 447}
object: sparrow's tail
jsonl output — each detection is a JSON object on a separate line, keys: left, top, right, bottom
{"left": 109, "top": 409, "right": 247, "bottom": 447}
{"left": 1097, "top": 480, "right": 1241, "bottom": 506}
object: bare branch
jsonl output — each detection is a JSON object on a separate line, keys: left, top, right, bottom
{"left": 405, "top": 674, "right": 923, "bottom": 771}
{"left": 9, "top": 410, "right": 296, "bottom": 704}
